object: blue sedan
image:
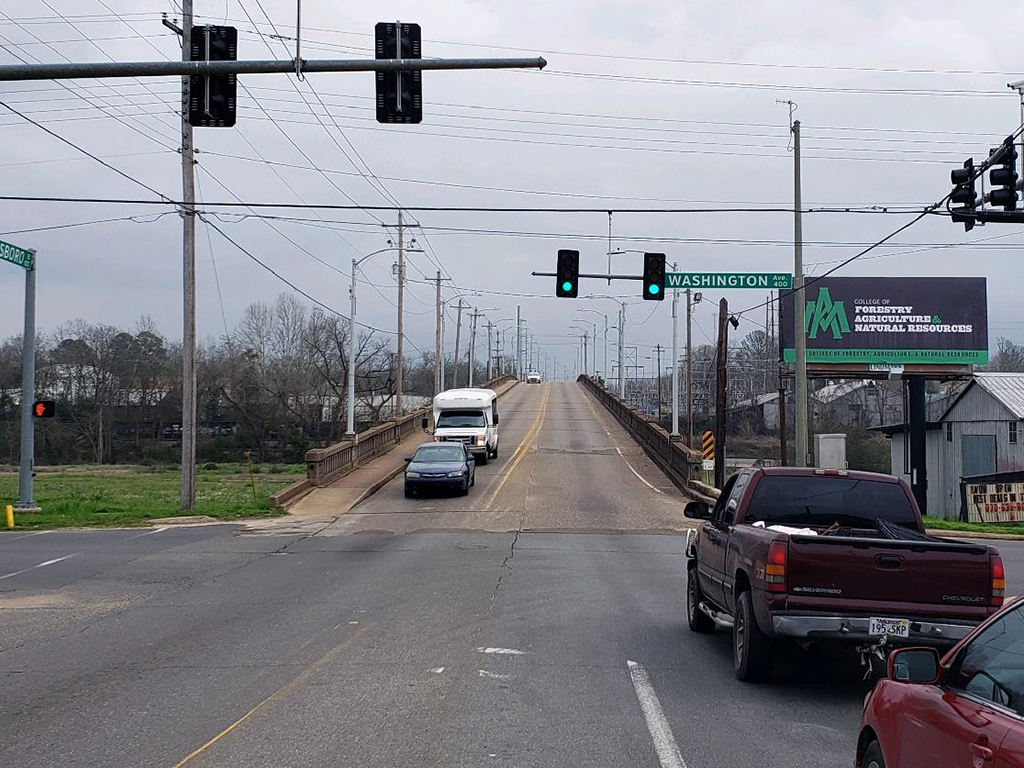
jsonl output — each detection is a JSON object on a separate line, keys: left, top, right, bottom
{"left": 404, "top": 442, "right": 476, "bottom": 498}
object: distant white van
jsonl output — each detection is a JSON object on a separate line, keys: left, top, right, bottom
{"left": 426, "top": 388, "right": 499, "bottom": 463}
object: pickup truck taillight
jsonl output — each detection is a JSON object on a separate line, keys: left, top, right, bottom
{"left": 766, "top": 540, "right": 788, "bottom": 593}
{"left": 992, "top": 554, "right": 1005, "bottom": 607}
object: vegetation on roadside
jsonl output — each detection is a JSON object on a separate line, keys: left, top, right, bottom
{"left": 923, "top": 516, "right": 1024, "bottom": 536}
{"left": 0, "top": 463, "right": 303, "bottom": 530}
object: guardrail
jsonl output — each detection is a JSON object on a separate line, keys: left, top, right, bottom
{"left": 302, "top": 374, "right": 518, "bottom": 490}
{"left": 577, "top": 375, "right": 712, "bottom": 498}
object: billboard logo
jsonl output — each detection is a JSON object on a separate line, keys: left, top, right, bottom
{"left": 804, "top": 287, "right": 850, "bottom": 339}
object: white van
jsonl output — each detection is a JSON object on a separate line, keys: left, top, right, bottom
{"left": 428, "top": 388, "right": 499, "bottom": 463}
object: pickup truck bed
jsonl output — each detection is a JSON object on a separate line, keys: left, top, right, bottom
{"left": 684, "top": 467, "right": 1002, "bottom": 683}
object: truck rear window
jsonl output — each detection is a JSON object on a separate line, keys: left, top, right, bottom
{"left": 745, "top": 476, "right": 918, "bottom": 530}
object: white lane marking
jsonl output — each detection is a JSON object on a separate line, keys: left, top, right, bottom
{"left": 627, "top": 660, "right": 687, "bottom": 768}
{"left": 616, "top": 448, "right": 663, "bottom": 494}
{"left": 126, "top": 525, "right": 169, "bottom": 540}
{"left": 0, "top": 553, "right": 80, "bottom": 582}
{"left": 5, "top": 530, "right": 52, "bottom": 541}
{"left": 431, "top": 667, "right": 445, "bottom": 674}
{"left": 478, "top": 669, "right": 511, "bottom": 680}
{"left": 476, "top": 647, "right": 526, "bottom": 655}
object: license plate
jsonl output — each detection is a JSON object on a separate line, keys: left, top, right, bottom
{"left": 869, "top": 617, "right": 910, "bottom": 638}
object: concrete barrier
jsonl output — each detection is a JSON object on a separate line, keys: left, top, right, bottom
{"left": 577, "top": 374, "right": 710, "bottom": 497}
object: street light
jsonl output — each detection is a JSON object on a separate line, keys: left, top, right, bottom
{"left": 346, "top": 246, "right": 423, "bottom": 437}
{"left": 569, "top": 324, "right": 591, "bottom": 376}
{"left": 578, "top": 308, "right": 608, "bottom": 382}
{"left": 491, "top": 318, "right": 514, "bottom": 376}
{"left": 586, "top": 294, "right": 629, "bottom": 399}
{"left": 572, "top": 317, "right": 597, "bottom": 377}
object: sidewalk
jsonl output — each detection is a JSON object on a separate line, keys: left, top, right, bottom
{"left": 243, "top": 380, "right": 519, "bottom": 534}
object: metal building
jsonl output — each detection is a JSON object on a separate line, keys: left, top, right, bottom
{"left": 880, "top": 374, "right": 1024, "bottom": 519}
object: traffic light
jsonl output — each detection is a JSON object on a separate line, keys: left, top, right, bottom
{"left": 375, "top": 22, "right": 422, "bottom": 124}
{"left": 189, "top": 26, "right": 237, "bottom": 127}
{"left": 950, "top": 158, "right": 977, "bottom": 232}
{"left": 33, "top": 400, "right": 55, "bottom": 418}
{"left": 642, "top": 252, "right": 666, "bottom": 301}
{"left": 555, "top": 249, "right": 579, "bottom": 297}
{"left": 989, "top": 137, "right": 1019, "bottom": 212}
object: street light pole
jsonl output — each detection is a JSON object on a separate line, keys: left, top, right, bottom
{"left": 670, "top": 262, "right": 680, "bottom": 440}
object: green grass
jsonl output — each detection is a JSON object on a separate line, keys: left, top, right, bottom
{"left": 0, "top": 464, "right": 304, "bottom": 530}
{"left": 923, "top": 516, "right": 1024, "bottom": 536}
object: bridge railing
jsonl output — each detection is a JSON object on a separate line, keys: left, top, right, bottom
{"left": 302, "top": 374, "right": 518, "bottom": 490}
{"left": 577, "top": 374, "right": 709, "bottom": 497}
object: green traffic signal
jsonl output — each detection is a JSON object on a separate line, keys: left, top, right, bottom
{"left": 562, "top": 281, "right": 574, "bottom": 292}
{"left": 648, "top": 284, "right": 660, "bottom": 295}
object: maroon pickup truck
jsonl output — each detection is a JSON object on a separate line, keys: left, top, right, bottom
{"left": 684, "top": 467, "right": 1004, "bottom": 683}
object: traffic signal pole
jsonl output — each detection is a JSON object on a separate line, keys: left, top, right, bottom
{"left": 180, "top": 0, "right": 197, "bottom": 510}
{"left": 16, "top": 256, "right": 37, "bottom": 512}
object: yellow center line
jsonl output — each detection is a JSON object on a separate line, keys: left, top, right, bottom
{"left": 169, "top": 624, "right": 370, "bottom": 768}
{"left": 485, "top": 385, "right": 550, "bottom": 510}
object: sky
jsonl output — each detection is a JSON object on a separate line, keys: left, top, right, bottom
{"left": 1, "top": 0, "right": 1024, "bottom": 380}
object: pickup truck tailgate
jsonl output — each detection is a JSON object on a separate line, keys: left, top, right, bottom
{"left": 785, "top": 535, "right": 993, "bottom": 610}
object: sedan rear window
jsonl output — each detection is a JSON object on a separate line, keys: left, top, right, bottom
{"left": 745, "top": 476, "right": 918, "bottom": 529}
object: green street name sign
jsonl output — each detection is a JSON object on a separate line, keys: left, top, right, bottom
{"left": 0, "top": 239, "right": 34, "bottom": 270}
{"left": 666, "top": 272, "right": 792, "bottom": 290}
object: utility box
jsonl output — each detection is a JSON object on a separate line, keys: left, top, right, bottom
{"left": 814, "top": 433, "right": 847, "bottom": 470}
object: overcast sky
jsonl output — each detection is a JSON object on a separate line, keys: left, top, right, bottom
{"left": 1, "top": 0, "right": 1023, "bottom": 378}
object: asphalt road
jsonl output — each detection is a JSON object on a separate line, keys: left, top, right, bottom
{"left": 2, "top": 381, "right": 1022, "bottom": 767}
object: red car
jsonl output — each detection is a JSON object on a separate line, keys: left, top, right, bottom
{"left": 858, "top": 591, "right": 1024, "bottom": 768}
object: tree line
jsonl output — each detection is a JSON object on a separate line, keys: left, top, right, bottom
{"left": 0, "top": 294, "right": 503, "bottom": 466}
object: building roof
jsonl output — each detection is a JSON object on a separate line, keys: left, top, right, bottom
{"left": 939, "top": 373, "right": 1024, "bottom": 421}
{"left": 732, "top": 392, "right": 779, "bottom": 410}
{"left": 812, "top": 379, "right": 871, "bottom": 404}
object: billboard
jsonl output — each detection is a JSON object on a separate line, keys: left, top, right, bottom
{"left": 780, "top": 277, "right": 988, "bottom": 365}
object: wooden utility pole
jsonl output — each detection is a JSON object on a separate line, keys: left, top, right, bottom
{"left": 686, "top": 288, "right": 694, "bottom": 446}
{"left": 468, "top": 308, "right": 480, "bottom": 386}
{"left": 452, "top": 298, "right": 464, "bottom": 387}
{"left": 792, "top": 117, "right": 808, "bottom": 467}
{"left": 715, "top": 298, "right": 729, "bottom": 489}
{"left": 180, "top": 0, "right": 197, "bottom": 511}
{"left": 395, "top": 210, "right": 405, "bottom": 417}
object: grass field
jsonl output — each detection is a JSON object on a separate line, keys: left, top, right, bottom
{"left": 0, "top": 463, "right": 303, "bottom": 530}
{"left": 923, "top": 516, "right": 1024, "bottom": 536}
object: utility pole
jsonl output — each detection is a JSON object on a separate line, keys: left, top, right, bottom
{"left": 434, "top": 269, "right": 442, "bottom": 395}
{"left": 670, "top": 268, "right": 680, "bottom": 440}
{"left": 395, "top": 210, "right": 405, "bottom": 417}
{"left": 686, "top": 288, "right": 694, "bottom": 447}
{"left": 452, "top": 298, "right": 464, "bottom": 387}
{"left": 655, "top": 343, "right": 663, "bottom": 422}
{"left": 618, "top": 305, "right": 626, "bottom": 399}
{"left": 180, "top": 0, "right": 197, "bottom": 511}
{"left": 715, "top": 298, "right": 729, "bottom": 489}
{"left": 515, "top": 305, "right": 521, "bottom": 380}
{"left": 583, "top": 332, "right": 588, "bottom": 376}
{"left": 486, "top": 321, "right": 494, "bottom": 381}
{"left": 439, "top": 298, "right": 446, "bottom": 391}
{"left": 467, "top": 308, "right": 479, "bottom": 386}
{"left": 792, "top": 117, "right": 809, "bottom": 468}
{"left": 778, "top": 292, "right": 788, "bottom": 465}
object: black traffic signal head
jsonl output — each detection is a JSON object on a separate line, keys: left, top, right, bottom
{"left": 989, "top": 137, "right": 1019, "bottom": 211}
{"left": 950, "top": 158, "right": 977, "bottom": 232}
{"left": 375, "top": 22, "right": 422, "bottom": 124}
{"left": 556, "top": 249, "right": 579, "bottom": 298}
{"left": 642, "top": 252, "right": 666, "bottom": 301}
{"left": 33, "top": 400, "right": 55, "bottom": 418}
{"left": 188, "top": 26, "right": 237, "bottom": 127}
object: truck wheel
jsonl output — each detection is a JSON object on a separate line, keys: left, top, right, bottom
{"left": 490, "top": 445, "right": 498, "bottom": 459}
{"left": 477, "top": 452, "right": 489, "bottom": 466}
{"left": 861, "top": 741, "right": 885, "bottom": 768}
{"left": 686, "top": 564, "right": 715, "bottom": 633}
{"left": 733, "top": 590, "right": 772, "bottom": 683}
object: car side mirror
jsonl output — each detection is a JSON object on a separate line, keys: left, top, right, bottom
{"left": 888, "top": 648, "right": 940, "bottom": 684}
{"left": 421, "top": 417, "right": 429, "bottom": 430}
{"left": 404, "top": 456, "right": 414, "bottom": 463}
{"left": 684, "top": 501, "right": 711, "bottom": 520}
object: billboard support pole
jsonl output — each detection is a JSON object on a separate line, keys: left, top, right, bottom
{"left": 909, "top": 375, "right": 928, "bottom": 515}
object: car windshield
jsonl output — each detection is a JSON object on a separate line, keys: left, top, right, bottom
{"left": 744, "top": 476, "right": 918, "bottom": 529}
{"left": 413, "top": 446, "right": 465, "bottom": 463}
{"left": 436, "top": 410, "right": 486, "bottom": 428}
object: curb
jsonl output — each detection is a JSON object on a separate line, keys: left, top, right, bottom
{"left": 926, "top": 528, "right": 1024, "bottom": 541}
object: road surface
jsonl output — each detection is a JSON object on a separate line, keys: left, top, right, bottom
{"left": 2, "top": 382, "right": 1020, "bottom": 767}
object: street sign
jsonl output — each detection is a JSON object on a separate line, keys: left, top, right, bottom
{"left": 0, "top": 239, "right": 34, "bottom": 270}
{"left": 667, "top": 272, "right": 792, "bottom": 290}
{"left": 702, "top": 459, "right": 715, "bottom": 471}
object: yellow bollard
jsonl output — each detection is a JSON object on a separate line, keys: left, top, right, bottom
{"left": 5, "top": 504, "right": 13, "bottom": 529}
